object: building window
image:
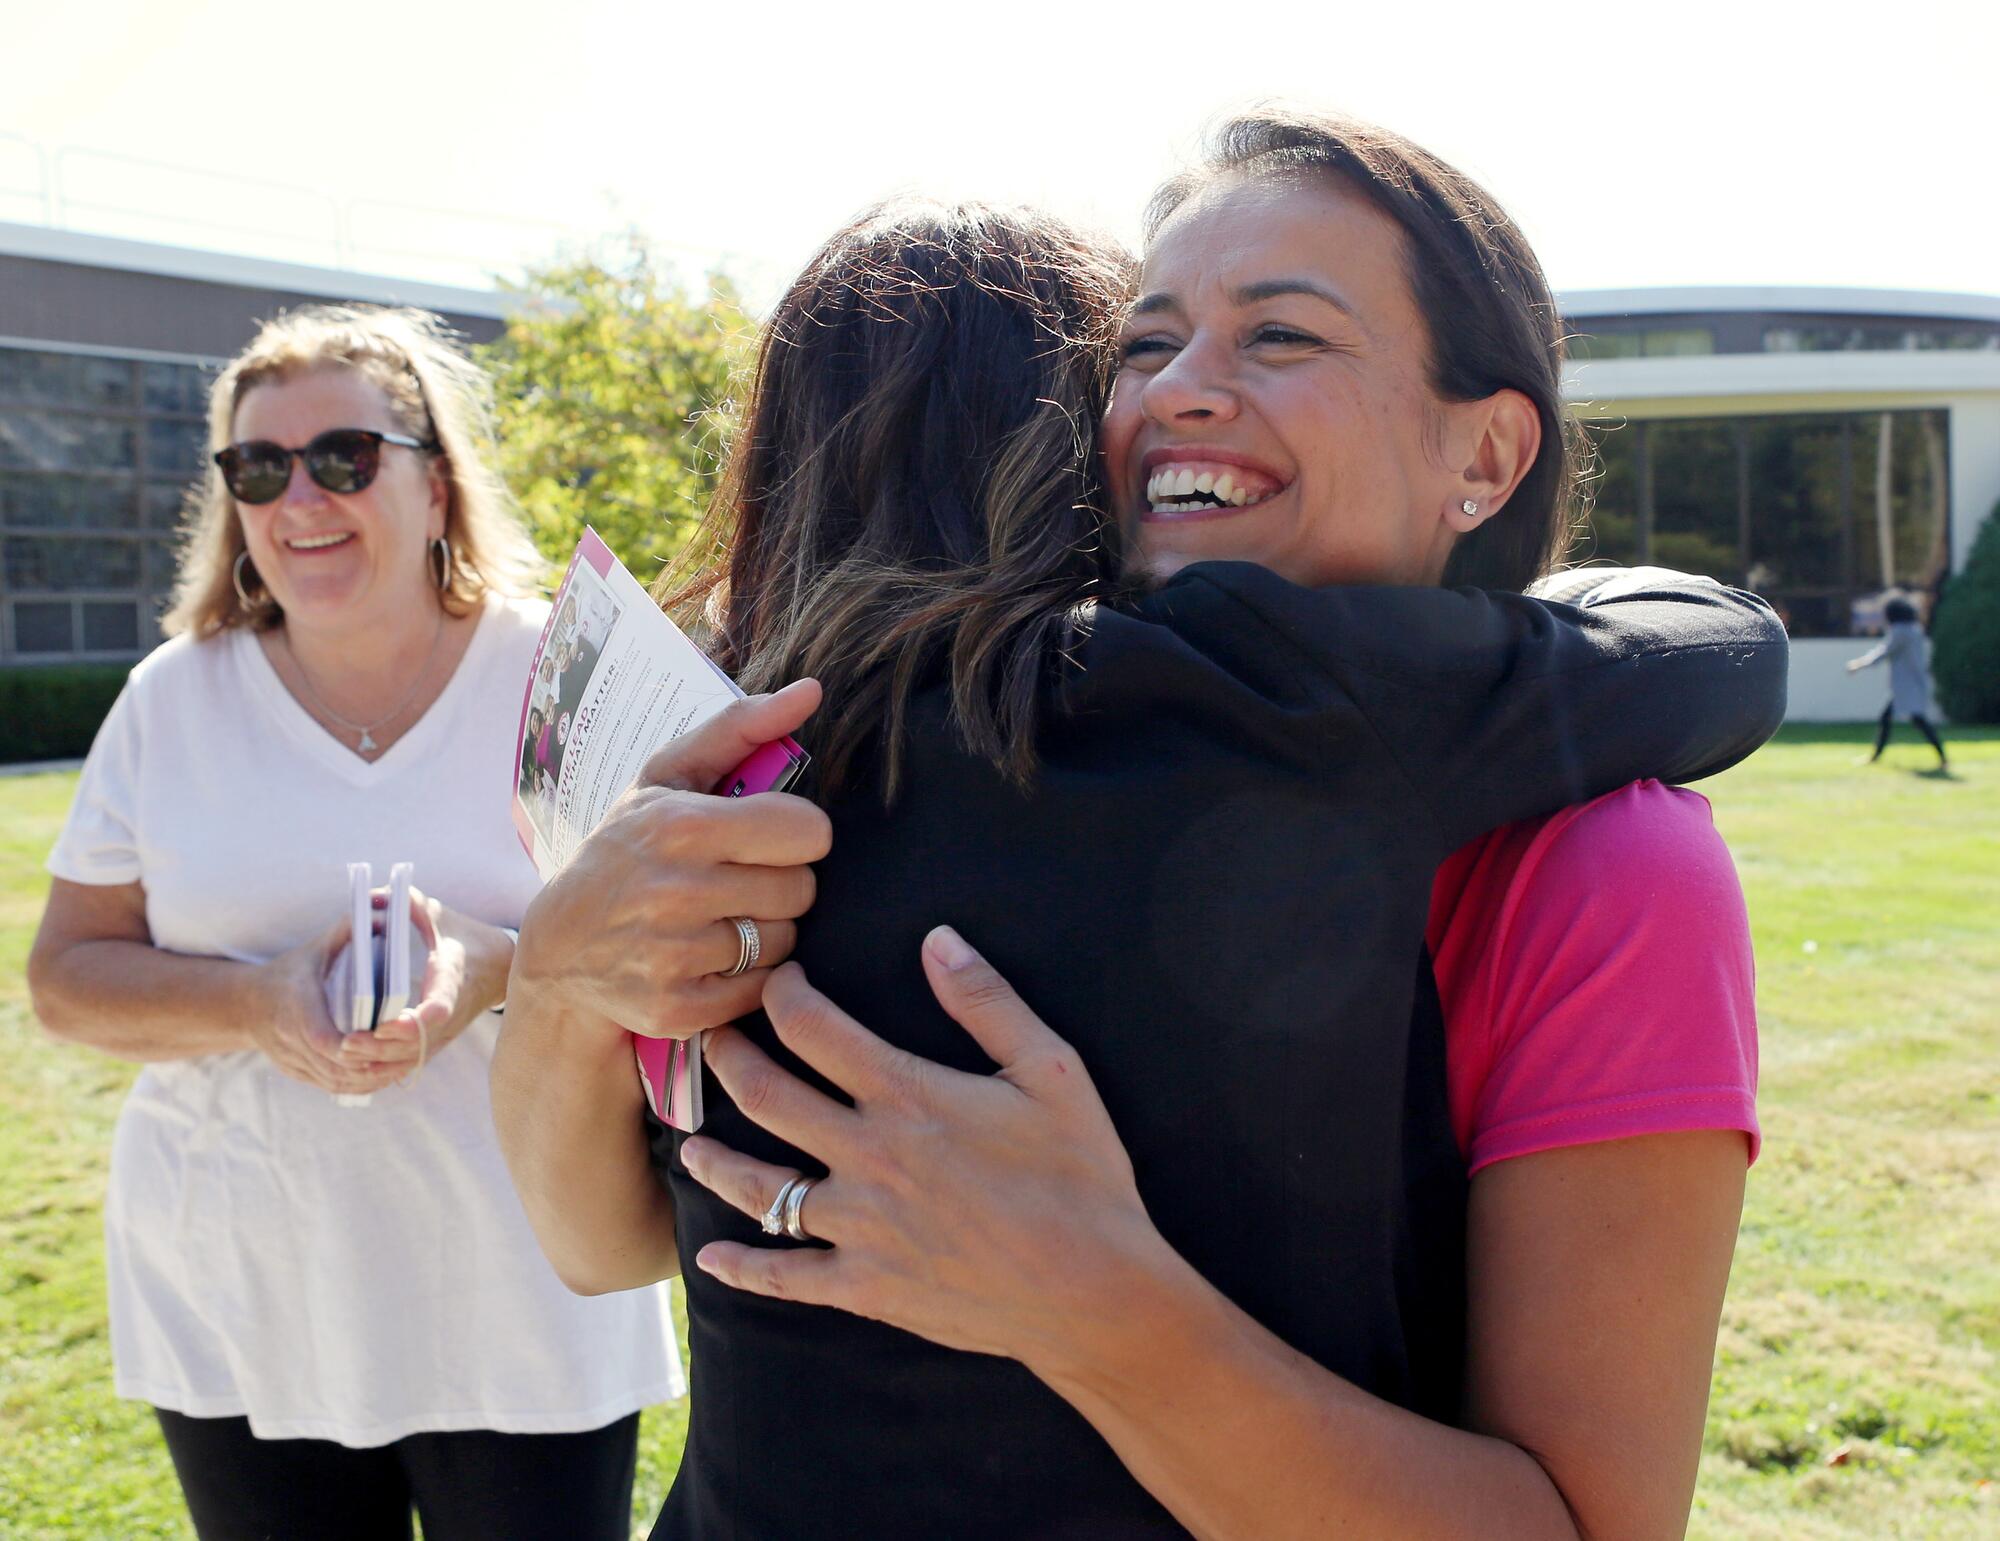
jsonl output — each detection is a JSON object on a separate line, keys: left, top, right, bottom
{"left": 1578, "top": 408, "right": 1951, "bottom": 638}
{"left": 1764, "top": 321, "right": 2000, "bottom": 352}
{"left": 0, "top": 346, "right": 214, "bottom": 662}
{"left": 82, "top": 600, "right": 142, "bottom": 652}
{"left": 1567, "top": 326, "right": 1716, "bottom": 361}
{"left": 12, "top": 600, "right": 74, "bottom": 654}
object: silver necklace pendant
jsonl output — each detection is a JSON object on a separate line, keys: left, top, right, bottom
{"left": 359, "top": 730, "right": 378, "bottom": 753}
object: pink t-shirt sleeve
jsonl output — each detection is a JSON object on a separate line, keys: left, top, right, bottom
{"left": 1427, "top": 780, "right": 1760, "bottom": 1177}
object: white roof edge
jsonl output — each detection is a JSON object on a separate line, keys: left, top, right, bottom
{"left": 0, "top": 220, "right": 510, "bottom": 320}
{"left": 1560, "top": 348, "right": 2000, "bottom": 402}
{"left": 1557, "top": 285, "right": 2000, "bottom": 324}
{"left": 0, "top": 331, "right": 222, "bottom": 367}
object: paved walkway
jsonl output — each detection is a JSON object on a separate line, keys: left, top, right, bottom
{"left": 0, "top": 759, "right": 84, "bottom": 777}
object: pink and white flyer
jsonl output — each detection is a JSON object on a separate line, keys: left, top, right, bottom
{"left": 511, "top": 528, "right": 807, "bottom": 1132}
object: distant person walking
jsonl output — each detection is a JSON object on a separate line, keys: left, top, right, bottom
{"left": 1849, "top": 596, "right": 1947, "bottom": 767}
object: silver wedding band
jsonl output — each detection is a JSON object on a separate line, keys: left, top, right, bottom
{"left": 722, "top": 915, "right": 762, "bottom": 978}
{"left": 761, "top": 1173, "right": 818, "bottom": 1241}
{"left": 782, "top": 1175, "right": 818, "bottom": 1242}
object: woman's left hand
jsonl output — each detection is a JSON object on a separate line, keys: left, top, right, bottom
{"left": 339, "top": 887, "right": 512, "bottom": 1078}
{"left": 682, "top": 927, "right": 1172, "bottom": 1373}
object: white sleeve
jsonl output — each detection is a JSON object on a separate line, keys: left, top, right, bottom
{"left": 47, "top": 675, "right": 147, "bottom": 886}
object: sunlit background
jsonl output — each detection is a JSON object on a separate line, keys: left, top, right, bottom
{"left": 7, "top": 0, "right": 1996, "bottom": 298}
{"left": 3, "top": 0, "right": 1998, "bottom": 714}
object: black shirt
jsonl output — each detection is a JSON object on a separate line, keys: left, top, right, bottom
{"left": 649, "top": 562, "right": 1787, "bottom": 1540}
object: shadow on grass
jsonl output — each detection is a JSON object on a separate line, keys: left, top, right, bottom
{"left": 1772, "top": 722, "right": 1995, "bottom": 749}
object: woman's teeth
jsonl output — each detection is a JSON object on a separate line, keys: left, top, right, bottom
{"left": 1143, "top": 466, "right": 1276, "bottom": 513}
{"left": 285, "top": 532, "right": 354, "bottom": 551}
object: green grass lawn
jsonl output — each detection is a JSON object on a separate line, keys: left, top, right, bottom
{"left": 3, "top": 727, "right": 1996, "bottom": 1538}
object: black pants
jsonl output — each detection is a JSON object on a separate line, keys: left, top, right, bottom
{"left": 1873, "top": 704, "right": 1947, "bottom": 763}
{"left": 155, "top": 1408, "right": 640, "bottom": 1541}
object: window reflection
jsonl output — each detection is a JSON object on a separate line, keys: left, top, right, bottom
{"left": 13, "top": 600, "right": 73, "bottom": 654}
{"left": 1765, "top": 323, "right": 2000, "bottom": 352}
{"left": 1568, "top": 327, "right": 1715, "bottom": 361}
{"left": 1581, "top": 423, "right": 1641, "bottom": 564}
{"left": 0, "top": 350, "right": 134, "bottom": 409}
{"left": 144, "top": 481, "right": 193, "bottom": 531}
{"left": 0, "top": 411, "right": 138, "bottom": 472}
{"left": 1567, "top": 314, "right": 2000, "bottom": 358}
{"left": 82, "top": 600, "right": 141, "bottom": 652}
{"left": 142, "top": 361, "right": 214, "bottom": 414}
{"left": 146, "top": 418, "right": 208, "bottom": 474}
{"left": 4, "top": 535, "right": 144, "bottom": 592}
{"left": 1, "top": 344, "right": 207, "bottom": 658}
{"left": 1577, "top": 408, "right": 1951, "bottom": 637}
{"left": 0, "top": 472, "right": 138, "bottom": 529}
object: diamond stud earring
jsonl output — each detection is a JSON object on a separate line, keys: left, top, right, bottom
{"left": 1461, "top": 499, "right": 1479, "bottom": 518}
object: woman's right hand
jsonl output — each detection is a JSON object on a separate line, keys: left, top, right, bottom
{"left": 248, "top": 920, "right": 408, "bottom": 1096}
{"left": 510, "top": 681, "right": 832, "bottom": 1041}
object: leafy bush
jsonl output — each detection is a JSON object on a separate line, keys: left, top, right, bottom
{"left": 1932, "top": 504, "right": 2000, "bottom": 723}
{"left": 480, "top": 235, "right": 749, "bottom": 583}
{"left": 0, "top": 664, "right": 131, "bottom": 763}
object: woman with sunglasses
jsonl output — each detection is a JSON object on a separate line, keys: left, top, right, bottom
{"left": 28, "top": 306, "right": 682, "bottom": 1541}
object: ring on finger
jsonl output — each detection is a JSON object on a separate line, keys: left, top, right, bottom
{"left": 762, "top": 1175, "right": 804, "bottom": 1236}
{"left": 782, "top": 1175, "right": 819, "bottom": 1243}
{"left": 721, "top": 916, "right": 762, "bottom": 978}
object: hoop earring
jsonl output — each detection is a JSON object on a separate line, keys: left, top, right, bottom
{"left": 232, "top": 550, "right": 264, "bottom": 610}
{"left": 430, "top": 536, "right": 454, "bottom": 592}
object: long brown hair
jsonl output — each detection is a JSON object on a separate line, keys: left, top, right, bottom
{"left": 1147, "top": 107, "right": 1580, "bottom": 591}
{"left": 666, "top": 202, "right": 1136, "bottom": 799}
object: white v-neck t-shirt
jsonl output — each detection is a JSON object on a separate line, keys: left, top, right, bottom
{"left": 48, "top": 596, "right": 685, "bottom": 1446}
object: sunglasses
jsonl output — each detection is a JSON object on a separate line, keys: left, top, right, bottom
{"left": 214, "top": 428, "right": 435, "bottom": 505}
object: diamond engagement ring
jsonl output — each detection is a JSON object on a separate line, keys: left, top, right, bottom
{"left": 722, "top": 916, "right": 762, "bottom": 978}
{"left": 762, "top": 1175, "right": 805, "bottom": 1236}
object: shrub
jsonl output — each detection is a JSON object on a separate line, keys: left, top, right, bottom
{"left": 479, "top": 235, "right": 748, "bottom": 579}
{"left": 0, "top": 663, "right": 132, "bottom": 763}
{"left": 1932, "top": 504, "right": 2000, "bottom": 724}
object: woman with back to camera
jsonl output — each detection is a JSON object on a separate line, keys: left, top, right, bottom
{"left": 496, "top": 112, "right": 1780, "bottom": 1539}
{"left": 28, "top": 307, "right": 682, "bottom": 1541}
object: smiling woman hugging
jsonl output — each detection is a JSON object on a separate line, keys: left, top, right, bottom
{"left": 496, "top": 111, "right": 1783, "bottom": 1541}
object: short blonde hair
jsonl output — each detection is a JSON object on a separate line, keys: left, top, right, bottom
{"left": 164, "top": 305, "right": 545, "bottom": 637}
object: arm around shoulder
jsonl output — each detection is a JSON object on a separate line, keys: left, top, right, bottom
{"left": 1159, "top": 561, "right": 1788, "bottom": 850}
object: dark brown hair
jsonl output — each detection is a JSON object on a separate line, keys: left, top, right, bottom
{"left": 1146, "top": 107, "right": 1579, "bottom": 591}
{"left": 666, "top": 201, "right": 1136, "bottom": 799}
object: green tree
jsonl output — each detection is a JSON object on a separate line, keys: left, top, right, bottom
{"left": 1931, "top": 502, "right": 2000, "bottom": 723}
{"left": 480, "top": 235, "right": 751, "bottom": 581}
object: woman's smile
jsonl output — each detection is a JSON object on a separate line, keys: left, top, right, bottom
{"left": 1139, "top": 447, "right": 1287, "bottom": 520}
{"left": 280, "top": 529, "right": 358, "bottom": 554}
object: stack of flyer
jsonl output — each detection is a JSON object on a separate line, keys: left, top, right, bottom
{"left": 511, "top": 530, "right": 807, "bottom": 1132}
{"left": 325, "top": 861, "right": 425, "bottom": 1107}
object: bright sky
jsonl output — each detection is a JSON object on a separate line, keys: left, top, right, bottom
{"left": 7, "top": 0, "right": 1996, "bottom": 306}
